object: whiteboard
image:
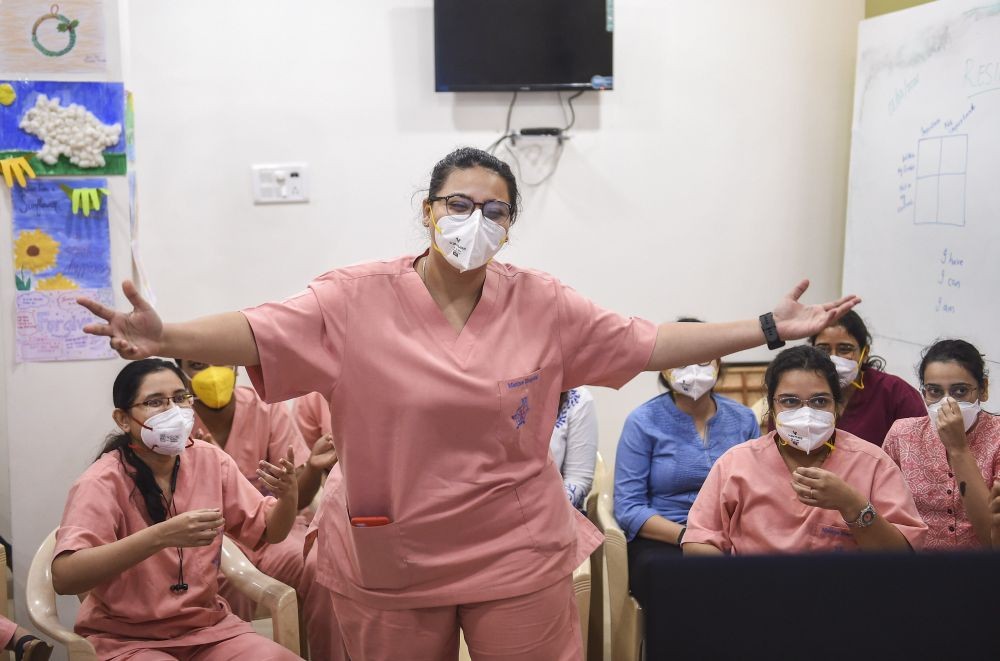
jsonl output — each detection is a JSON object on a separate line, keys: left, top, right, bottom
{"left": 843, "top": 0, "right": 1000, "bottom": 411}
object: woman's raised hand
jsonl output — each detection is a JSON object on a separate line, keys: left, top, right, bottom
{"left": 258, "top": 446, "right": 298, "bottom": 502}
{"left": 772, "top": 279, "right": 860, "bottom": 341}
{"left": 78, "top": 280, "right": 163, "bottom": 359}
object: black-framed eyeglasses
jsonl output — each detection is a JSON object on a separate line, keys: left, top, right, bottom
{"left": 429, "top": 194, "right": 512, "bottom": 224}
{"left": 775, "top": 395, "right": 834, "bottom": 410}
{"left": 920, "top": 384, "right": 978, "bottom": 403}
{"left": 129, "top": 393, "right": 195, "bottom": 410}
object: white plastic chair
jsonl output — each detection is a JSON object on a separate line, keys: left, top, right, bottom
{"left": 596, "top": 491, "right": 644, "bottom": 661}
{"left": 26, "top": 530, "right": 300, "bottom": 659}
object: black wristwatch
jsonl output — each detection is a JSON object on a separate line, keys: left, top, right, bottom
{"left": 676, "top": 526, "right": 687, "bottom": 545}
{"left": 759, "top": 312, "right": 785, "bottom": 350}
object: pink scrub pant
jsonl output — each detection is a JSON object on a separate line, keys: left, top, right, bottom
{"left": 109, "top": 632, "right": 298, "bottom": 660}
{"left": 219, "top": 525, "right": 347, "bottom": 660}
{"left": 332, "top": 576, "right": 582, "bottom": 661}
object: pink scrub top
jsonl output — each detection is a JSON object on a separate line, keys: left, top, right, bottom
{"left": 294, "top": 391, "right": 331, "bottom": 449}
{"left": 683, "top": 430, "right": 927, "bottom": 554}
{"left": 193, "top": 386, "right": 311, "bottom": 495}
{"left": 883, "top": 412, "right": 1000, "bottom": 550}
{"left": 242, "top": 254, "right": 657, "bottom": 609}
{"left": 55, "top": 441, "right": 276, "bottom": 658}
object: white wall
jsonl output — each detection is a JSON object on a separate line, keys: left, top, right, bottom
{"left": 0, "top": 0, "right": 864, "bottom": 642}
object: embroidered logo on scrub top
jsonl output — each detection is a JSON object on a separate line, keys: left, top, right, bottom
{"left": 511, "top": 396, "right": 530, "bottom": 429}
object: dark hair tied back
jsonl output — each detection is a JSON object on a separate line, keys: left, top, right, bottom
{"left": 427, "top": 147, "right": 521, "bottom": 224}
{"left": 764, "top": 345, "right": 843, "bottom": 414}
{"left": 98, "top": 359, "right": 188, "bottom": 524}
{"left": 809, "top": 310, "right": 886, "bottom": 372}
{"left": 918, "top": 339, "right": 988, "bottom": 390}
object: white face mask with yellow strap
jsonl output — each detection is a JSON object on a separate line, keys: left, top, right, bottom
{"left": 430, "top": 207, "right": 507, "bottom": 273}
{"left": 830, "top": 346, "right": 867, "bottom": 389}
{"left": 775, "top": 408, "right": 836, "bottom": 454}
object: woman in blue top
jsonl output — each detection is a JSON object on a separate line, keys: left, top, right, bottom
{"left": 614, "top": 319, "right": 759, "bottom": 604}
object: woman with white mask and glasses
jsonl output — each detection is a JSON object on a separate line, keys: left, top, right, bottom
{"left": 807, "top": 310, "right": 925, "bottom": 446}
{"left": 883, "top": 340, "right": 1000, "bottom": 550}
{"left": 683, "top": 346, "right": 926, "bottom": 556}
{"left": 50, "top": 359, "right": 300, "bottom": 660}
{"left": 614, "top": 318, "right": 758, "bottom": 605}
{"left": 77, "top": 147, "right": 860, "bottom": 660}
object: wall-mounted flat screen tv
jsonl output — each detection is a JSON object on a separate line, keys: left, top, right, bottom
{"left": 434, "top": 0, "right": 614, "bottom": 92}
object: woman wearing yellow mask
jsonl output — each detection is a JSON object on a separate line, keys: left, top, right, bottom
{"left": 179, "top": 360, "right": 346, "bottom": 661}
{"left": 807, "top": 310, "right": 925, "bottom": 446}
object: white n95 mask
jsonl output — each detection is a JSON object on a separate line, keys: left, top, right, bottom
{"left": 927, "top": 397, "right": 981, "bottom": 433}
{"left": 775, "top": 408, "right": 835, "bottom": 454}
{"left": 667, "top": 364, "right": 717, "bottom": 401}
{"left": 830, "top": 355, "right": 860, "bottom": 388}
{"left": 137, "top": 406, "right": 195, "bottom": 456}
{"left": 432, "top": 208, "right": 507, "bottom": 273}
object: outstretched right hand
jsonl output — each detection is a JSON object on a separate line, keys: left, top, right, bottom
{"left": 155, "top": 509, "right": 225, "bottom": 549}
{"left": 78, "top": 280, "right": 163, "bottom": 359}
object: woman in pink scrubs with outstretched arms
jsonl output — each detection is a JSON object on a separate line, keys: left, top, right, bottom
{"left": 52, "top": 359, "right": 301, "bottom": 660}
{"left": 79, "top": 147, "right": 858, "bottom": 660}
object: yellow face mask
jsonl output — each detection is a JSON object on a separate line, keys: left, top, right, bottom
{"left": 191, "top": 366, "right": 236, "bottom": 409}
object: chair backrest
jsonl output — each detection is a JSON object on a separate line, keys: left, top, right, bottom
{"left": 26, "top": 529, "right": 99, "bottom": 659}
{"left": 585, "top": 452, "right": 605, "bottom": 526}
{"left": 572, "top": 556, "right": 591, "bottom": 658}
{"left": 584, "top": 452, "right": 605, "bottom": 661}
{"left": 1, "top": 544, "right": 8, "bottom": 619}
{"left": 596, "top": 491, "right": 643, "bottom": 661}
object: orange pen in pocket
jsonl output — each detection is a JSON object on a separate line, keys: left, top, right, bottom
{"left": 350, "top": 516, "right": 391, "bottom": 527}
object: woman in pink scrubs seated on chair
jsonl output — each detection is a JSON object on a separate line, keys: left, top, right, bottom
{"left": 683, "top": 345, "right": 927, "bottom": 556}
{"left": 78, "top": 147, "right": 859, "bottom": 660}
{"left": 51, "top": 359, "right": 301, "bottom": 661}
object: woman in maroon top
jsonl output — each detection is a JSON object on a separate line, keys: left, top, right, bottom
{"left": 808, "top": 311, "right": 925, "bottom": 446}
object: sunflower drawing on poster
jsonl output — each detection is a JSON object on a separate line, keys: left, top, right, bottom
{"left": 11, "top": 178, "right": 116, "bottom": 362}
{"left": 0, "top": 80, "right": 125, "bottom": 180}
{"left": 0, "top": 0, "right": 107, "bottom": 74}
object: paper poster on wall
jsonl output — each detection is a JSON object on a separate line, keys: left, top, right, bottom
{"left": 0, "top": 80, "right": 125, "bottom": 179}
{"left": 15, "top": 288, "right": 116, "bottom": 361}
{"left": 11, "top": 178, "right": 115, "bottom": 361}
{"left": 0, "top": 1, "right": 107, "bottom": 74}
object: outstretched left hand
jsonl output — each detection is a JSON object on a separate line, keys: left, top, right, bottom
{"left": 772, "top": 279, "right": 860, "bottom": 341}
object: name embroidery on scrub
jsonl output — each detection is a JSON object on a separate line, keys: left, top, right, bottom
{"left": 511, "top": 397, "right": 530, "bottom": 429}
{"left": 506, "top": 373, "right": 540, "bottom": 390}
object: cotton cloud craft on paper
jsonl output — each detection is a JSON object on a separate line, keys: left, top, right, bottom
{"left": 19, "top": 93, "right": 121, "bottom": 168}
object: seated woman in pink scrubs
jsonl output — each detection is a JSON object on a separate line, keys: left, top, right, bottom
{"left": 78, "top": 147, "right": 859, "bottom": 660}
{"left": 808, "top": 310, "right": 925, "bottom": 445}
{"left": 177, "top": 360, "right": 345, "bottom": 659}
{"left": 883, "top": 339, "right": 1000, "bottom": 550}
{"left": 684, "top": 345, "right": 927, "bottom": 555}
{"left": 1, "top": 618, "right": 52, "bottom": 661}
{"left": 51, "top": 359, "right": 301, "bottom": 661}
